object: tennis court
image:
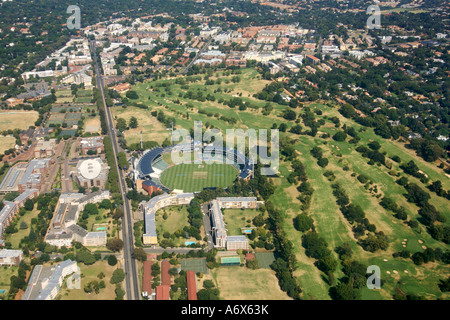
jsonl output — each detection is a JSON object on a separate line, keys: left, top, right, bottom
{"left": 255, "top": 252, "right": 276, "bottom": 268}
{"left": 180, "top": 258, "right": 208, "bottom": 274}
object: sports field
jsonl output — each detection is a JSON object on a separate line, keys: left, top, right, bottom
{"left": 160, "top": 162, "right": 238, "bottom": 192}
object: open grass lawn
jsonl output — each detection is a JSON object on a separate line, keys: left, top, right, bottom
{"left": 0, "top": 136, "right": 16, "bottom": 153}
{"left": 222, "top": 208, "right": 260, "bottom": 236}
{"left": 58, "top": 261, "right": 118, "bottom": 300}
{"left": 160, "top": 162, "right": 238, "bottom": 192}
{"left": 123, "top": 67, "right": 287, "bottom": 138}
{"left": 0, "top": 266, "right": 18, "bottom": 296}
{"left": 5, "top": 207, "right": 41, "bottom": 248}
{"left": 111, "top": 105, "right": 170, "bottom": 145}
{"left": 84, "top": 116, "right": 101, "bottom": 133}
{"left": 155, "top": 205, "right": 189, "bottom": 234}
{"left": 55, "top": 89, "right": 73, "bottom": 97}
{"left": 75, "top": 96, "right": 93, "bottom": 103}
{"left": 0, "top": 111, "right": 39, "bottom": 131}
{"left": 212, "top": 266, "right": 292, "bottom": 300}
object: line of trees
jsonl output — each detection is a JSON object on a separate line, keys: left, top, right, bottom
{"left": 331, "top": 182, "right": 389, "bottom": 252}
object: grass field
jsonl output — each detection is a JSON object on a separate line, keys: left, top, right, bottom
{"left": 155, "top": 205, "right": 189, "bottom": 234}
{"left": 222, "top": 208, "right": 260, "bottom": 236}
{"left": 212, "top": 266, "right": 292, "bottom": 300}
{"left": 254, "top": 252, "right": 276, "bottom": 269}
{"left": 58, "top": 261, "right": 118, "bottom": 300}
{"left": 160, "top": 162, "right": 238, "bottom": 192}
{"left": 0, "top": 136, "right": 16, "bottom": 153}
{"left": 0, "top": 111, "right": 39, "bottom": 131}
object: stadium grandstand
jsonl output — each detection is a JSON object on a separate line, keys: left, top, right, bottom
{"left": 133, "top": 142, "right": 253, "bottom": 193}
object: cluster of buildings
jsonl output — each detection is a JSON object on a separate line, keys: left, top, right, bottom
{"left": 0, "top": 189, "right": 39, "bottom": 245}
{"left": 208, "top": 197, "right": 263, "bottom": 251}
{"left": 21, "top": 38, "right": 93, "bottom": 87}
{"left": 0, "top": 158, "right": 51, "bottom": 194}
{"left": 22, "top": 259, "right": 78, "bottom": 300}
{"left": 139, "top": 193, "right": 195, "bottom": 246}
{"left": 44, "top": 191, "right": 110, "bottom": 247}
{"left": 142, "top": 258, "right": 197, "bottom": 300}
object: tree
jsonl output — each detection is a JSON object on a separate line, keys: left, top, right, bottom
{"left": 293, "top": 214, "right": 314, "bottom": 232}
{"left": 133, "top": 247, "right": 147, "bottom": 262}
{"left": 116, "top": 118, "right": 127, "bottom": 132}
{"left": 110, "top": 268, "right": 125, "bottom": 284}
{"left": 129, "top": 116, "right": 138, "bottom": 129}
{"left": 317, "top": 157, "right": 329, "bottom": 168}
{"left": 106, "top": 238, "right": 124, "bottom": 252}
{"left": 317, "top": 255, "right": 338, "bottom": 273}
{"left": 84, "top": 203, "right": 98, "bottom": 215}
{"left": 333, "top": 282, "right": 361, "bottom": 300}
{"left": 126, "top": 90, "right": 139, "bottom": 100}
{"left": 24, "top": 199, "right": 34, "bottom": 211}
{"left": 107, "top": 255, "right": 118, "bottom": 266}
{"left": 332, "top": 131, "right": 347, "bottom": 142}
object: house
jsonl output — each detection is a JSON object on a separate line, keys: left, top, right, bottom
{"left": 0, "top": 249, "right": 23, "bottom": 266}
{"left": 161, "top": 260, "right": 171, "bottom": 286}
{"left": 305, "top": 55, "right": 320, "bottom": 65}
{"left": 186, "top": 270, "right": 197, "bottom": 300}
{"left": 142, "top": 260, "right": 153, "bottom": 298}
{"left": 156, "top": 285, "right": 170, "bottom": 300}
{"left": 34, "top": 139, "right": 57, "bottom": 158}
{"left": 80, "top": 136, "right": 104, "bottom": 155}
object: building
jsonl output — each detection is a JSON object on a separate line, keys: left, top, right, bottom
{"left": 139, "top": 193, "right": 195, "bottom": 245}
{"left": 142, "top": 260, "right": 153, "bottom": 298}
{"left": 45, "top": 192, "right": 109, "bottom": 247}
{"left": 161, "top": 260, "right": 171, "bottom": 286}
{"left": 34, "top": 139, "right": 57, "bottom": 158}
{"left": 208, "top": 197, "right": 262, "bottom": 250}
{"left": 75, "top": 158, "right": 109, "bottom": 190}
{"left": 61, "top": 72, "right": 92, "bottom": 88}
{"left": 306, "top": 55, "right": 320, "bottom": 65}
{"left": 22, "top": 259, "right": 78, "bottom": 300}
{"left": 186, "top": 270, "right": 197, "bottom": 300}
{"left": 0, "top": 249, "right": 23, "bottom": 266}
{"left": 0, "top": 189, "right": 39, "bottom": 245}
{"left": 226, "top": 236, "right": 249, "bottom": 251}
{"left": 156, "top": 285, "right": 170, "bottom": 300}
{"left": 80, "top": 136, "right": 104, "bottom": 155}
{"left": 18, "top": 159, "right": 51, "bottom": 193}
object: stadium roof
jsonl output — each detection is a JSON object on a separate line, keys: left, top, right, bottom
{"left": 77, "top": 158, "right": 103, "bottom": 180}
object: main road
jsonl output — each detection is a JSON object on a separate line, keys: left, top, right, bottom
{"left": 89, "top": 40, "right": 140, "bottom": 300}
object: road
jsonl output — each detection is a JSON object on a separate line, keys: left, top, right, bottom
{"left": 179, "top": 36, "right": 215, "bottom": 74}
{"left": 89, "top": 40, "right": 140, "bottom": 301}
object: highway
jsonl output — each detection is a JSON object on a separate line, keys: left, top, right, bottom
{"left": 89, "top": 40, "right": 140, "bottom": 300}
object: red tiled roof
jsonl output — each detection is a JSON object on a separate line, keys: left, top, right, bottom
{"left": 161, "top": 260, "right": 171, "bottom": 286}
{"left": 156, "top": 285, "right": 170, "bottom": 300}
{"left": 142, "top": 261, "right": 153, "bottom": 295}
{"left": 186, "top": 271, "right": 197, "bottom": 300}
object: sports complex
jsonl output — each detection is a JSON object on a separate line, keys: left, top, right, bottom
{"left": 133, "top": 142, "right": 253, "bottom": 193}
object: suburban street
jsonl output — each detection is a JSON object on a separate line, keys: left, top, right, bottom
{"left": 89, "top": 40, "right": 140, "bottom": 301}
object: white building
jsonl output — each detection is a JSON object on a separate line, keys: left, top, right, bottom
{"left": 22, "top": 260, "right": 78, "bottom": 300}
{"left": 0, "top": 249, "right": 23, "bottom": 266}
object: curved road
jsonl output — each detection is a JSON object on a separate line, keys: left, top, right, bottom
{"left": 89, "top": 40, "right": 140, "bottom": 300}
